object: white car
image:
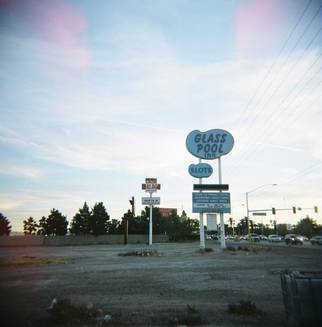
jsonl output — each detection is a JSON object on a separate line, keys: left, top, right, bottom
{"left": 268, "top": 234, "right": 283, "bottom": 242}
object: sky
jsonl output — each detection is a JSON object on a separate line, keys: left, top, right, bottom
{"left": 0, "top": 0, "right": 321, "bottom": 232}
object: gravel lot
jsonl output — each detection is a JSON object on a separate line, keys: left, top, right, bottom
{"left": 0, "top": 241, "right": 321, "bottom": 326}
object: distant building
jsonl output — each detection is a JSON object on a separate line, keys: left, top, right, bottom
{"left": 159, "top": 208, "right": 177, "bottom": 217}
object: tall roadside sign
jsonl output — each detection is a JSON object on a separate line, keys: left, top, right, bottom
{"left": 141, "top": 178, "right": 161, "bottom": 245}
{"left": 186, "top": 129, "right": 234, "bottom": 249}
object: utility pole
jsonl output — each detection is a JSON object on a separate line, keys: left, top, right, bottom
{"left": 124, "top": 197, "right": 135, "bottom": 245}
{"left": 123, "top": 210, "right": 131, "bottom": 245}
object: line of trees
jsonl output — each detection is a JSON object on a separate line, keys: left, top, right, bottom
{"left": 0, "top": 203, "right": 200, "bottom": 240}
{"left": 20, "top": 202, "right": 110, "bottom": 236}
{"left": 1, "top": 208, "right": 320, "bottom": 239}
{"left": 234, "top": 216, "right": 322, "bottom": 238}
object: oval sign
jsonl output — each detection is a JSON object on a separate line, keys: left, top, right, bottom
{"left": 186, "top": 129, "right": 234, "bottom": 160}
{"left": 188, "top": 163, "right": 213, "bottom": 178}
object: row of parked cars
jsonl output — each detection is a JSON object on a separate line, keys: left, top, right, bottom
{"left": 210, "top": 233, "right": 322, "bottom": 245}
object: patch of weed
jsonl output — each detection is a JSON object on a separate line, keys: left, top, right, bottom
{"left": 48, "top": 298, "right": 111, "bottom": 325}
{"left": 224, "top": 245, "right": 271, "bottom": 254}
{"left": 199, "top": 247, "right": 214, "bottom": 253}
{"left": 118, "top": 249, "right": 161, "bottom": 257}
{"left": 228, "top": 300, "right": 264, "bottom": 318}
{"left": 169, "top": 305, "right": 203, "bottom": 326}
{"left": 0, "top": 256, "right": 73, "bottom": 266}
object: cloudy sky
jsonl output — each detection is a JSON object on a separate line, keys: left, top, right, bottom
{"left": 0, "top": 0, "right": 321, "bottom": 231}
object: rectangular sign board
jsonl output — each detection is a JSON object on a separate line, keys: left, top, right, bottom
{"left": 207, "top": 214, "right": 218, "bottom": 231}
{"left": 193, "top": 184, "right": 229, "bottom": 191}
{"left": 142, "top": 178, "right": 160, "bottom": 191}
{"left": 192, "top": 192, "right": 231, "bottom": 213}
{"left": 142, "top": 197, "right": 160, "bottom": 205}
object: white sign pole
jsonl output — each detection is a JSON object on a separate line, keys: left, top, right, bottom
{"left": 149, "top": 190, "right": 153, "bottom": 245}
{"left": 199, "top": 158, "right": 205, "bottom": 249}
{"left": 218, "top": 156, "right": 226, "bottom": 249}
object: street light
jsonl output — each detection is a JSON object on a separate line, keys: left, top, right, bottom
{"left": 246, "top": 184, "right": 277, "bottom": 234}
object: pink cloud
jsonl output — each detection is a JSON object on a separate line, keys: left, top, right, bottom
{"left": 35, "top": 1, "right": 90, "bottom": 69}
{"left": 1, "top": 0, "right": 90, "bottom": 69}
{"left": 235, "top": 0, "right": 288, "bottom": 54}
{"left": 37, "top": 1, "right": 87, "bottom": 46}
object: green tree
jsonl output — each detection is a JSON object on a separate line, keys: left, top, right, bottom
{"left": 70, "top": 202, "right": 91, "bottom": 235}
{"left": 235, "top": 217, "right": 249, "bottom": 235}
{"left": 276, "top": 224, "right": 288, "bottom": 236}
{"left": 107, "top": 219, "right": 122, "bottom": 234}
{"left": 141, "top": 206, "right": 162, "bottom": 234}
{"left": 128, "top": 214, "right": 148, "bottom": 234}
{"left": 90, "top": 202, "right": 110, "bottom": 235}
{"left": 159, "top": 211, "right": 199, "bottom": 241}
{"left": 23, "top": 217, "right": 38, "bottom": 235}
{"left": 0, "top": 213, "right": 11, "bottom": 236}
{"left": 295, "top": 216, "right": 320, "bottom": 238}
{"left": 37, "top": 216, "right": 48, "bottom": 235}
{"left": 46, "top": 209, "right": 68, "bottom": 236}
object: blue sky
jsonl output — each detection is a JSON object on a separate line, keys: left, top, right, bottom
{"left": 0, "top": 0, "right": 321, "bottom": 231}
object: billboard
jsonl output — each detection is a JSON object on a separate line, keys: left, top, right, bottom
{"left": 186, "top": 129, "right": 234, "bottom": 160}
{"left": 192, "top": 192, "right": 231, "bottom": 213}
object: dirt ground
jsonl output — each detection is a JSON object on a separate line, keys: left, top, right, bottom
{"left": 0, "top": 241, "right": 321, "bottom": 327}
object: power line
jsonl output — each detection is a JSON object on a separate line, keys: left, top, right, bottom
{"left": 280, "top": 161, "right": 322, "bottom": 185}
{"left": 234, "top": 0, "right": 315, "bottom": 140}
{"left": 237, "top": 7, "right": 322, "bottom": 145}
{"left": 226, "top": 63, "right": 322, "bottom": 178}
{"left": 235, "top": 53, "right": 322, "bottom": 162}
{"left": 227, "top": 21, "right": 322, "bottom": 177}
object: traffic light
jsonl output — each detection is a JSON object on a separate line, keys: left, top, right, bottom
{"left": 292, "top": 207, "right": 296, "bottom": 214}
{"left": 129, "top": 196, "right": 135, "bottom": 216}
{"left": 272, "top": 208, "right": 276, "bottom": 215}
{"left": 314, "top": 206, "right": 318, "bottom": 213}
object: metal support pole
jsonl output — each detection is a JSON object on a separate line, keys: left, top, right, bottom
{"left": 199, "top": 158, "right": 205, "bottom": 249}
{"left": 246, "top": 192, "right": 249, "bottom": 235}
{"left": 149, "top": 191, "right": 153, "bottom": 245}
{"left": 124, "top": 212, "right": 128, "bottom": 245}
{"left": 218, "top": 157, "right": 226, "bottom": 249}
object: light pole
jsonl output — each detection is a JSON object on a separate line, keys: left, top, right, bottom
{"left": 245, "top": 184, "right": 277, "bottom": 234}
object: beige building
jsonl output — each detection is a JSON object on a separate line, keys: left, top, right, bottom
{"left": 159, "top": 208, "right": 177, "bottom": 217}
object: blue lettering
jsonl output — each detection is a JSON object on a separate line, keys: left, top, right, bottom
{"left": 194, "top": 134, "right": 201, "bottom": 142}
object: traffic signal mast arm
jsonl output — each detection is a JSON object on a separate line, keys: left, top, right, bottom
{"left": 249, "top": 208, "right": 287, "bottom": 215}
{"left": 249, "top": 206, "right": 318, "bottom": 214}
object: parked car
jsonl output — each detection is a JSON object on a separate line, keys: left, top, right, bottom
{"left": 268, "top": 234, "right": 283, "bottom": 242}
{"left": 310, "top": 236, "right": 322, "bottom": 245}
{"left": 296, "top": 235, "right": 308, "bottom": 242}
{"left": 210, "top": 234, "right": 218, "bottom": 240}
{"left": 247, "top": 233, "right": 260, "bottom": 242}
{"left": 259, "top": 235, "right": 268, "bottom": 241}
{"left": 284, "top": 234, "right": 303, "bottom": 245}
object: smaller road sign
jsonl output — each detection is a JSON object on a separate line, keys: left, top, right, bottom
{"left": 142, "top": 178, "right": 161, "bottom": 192}
{"left": 142, "top": 197, "right": 160, "bottom": 205}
